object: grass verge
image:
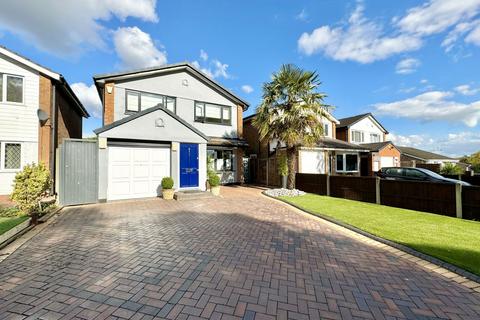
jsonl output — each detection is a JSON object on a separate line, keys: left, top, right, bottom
{"left": 0, "top": 216, "right": 29, "bottom": 236}
{"left": 280, "top": 194, "right": 480, "bottom": 276}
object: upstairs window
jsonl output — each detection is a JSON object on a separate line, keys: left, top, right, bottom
{"left": 0, "top": 74, "right": 24, "bottom": 104}
{"left": 323, "top": 123, "right": 329, "bottom": 136}
{"left": 351, "top": 130, "right": 364, "bottom": 143}
{"left": 125, "top": 90, "right": 176, "bottom": 113}
{"left": 195, "top": 101, "right": 231, "bottom": 125}
{"left": 370, "top": 133, "right": 381, "bottom": 142}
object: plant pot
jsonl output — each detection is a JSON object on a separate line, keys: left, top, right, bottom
{"left": 211, "top": 186, "right": 220, "bottom": 196}
{"left": 162, "top": 189, "right": 175, "bottom": 200}
{"left": 281, "top": 175, "right": 287, "bottom": 189}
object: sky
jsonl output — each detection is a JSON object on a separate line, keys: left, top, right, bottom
{"left": 0, "top": 0, "right": 479, "bottom": 157}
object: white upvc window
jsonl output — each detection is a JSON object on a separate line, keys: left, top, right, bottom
{"left": 323, "top": 123, "right": 329, "bottom": 136}
{"left": 370, "top": 133, "right": 381, "bottom": 142}
{"left": 351, "top": 130, "right": 364, "bottom": 143}
{"left": 0, "top": 73, "right": 24, "bottom": 104}
{"left": 0, "top": 142, "right": 22, "bottom": 171}
{"left": 336, "top": 153, "right": 359, "bottom": 172}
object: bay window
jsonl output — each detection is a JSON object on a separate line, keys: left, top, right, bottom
{"left": 125, "top": 90, "right": 176, "bottom": 113}
{"left": 0, "top": 73, "right": 24, "bottom": 104}
{"left": 207, "top": 149, "right": 233, "bottom": 171}
{"left": 336, "top": 153, "right": 358, "bottom": 172}
{"left": 195, "top": 101, "right": 231, "bottom": 125}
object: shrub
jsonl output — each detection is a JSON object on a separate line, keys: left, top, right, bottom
{"left": 11, "top": 163, "right": 50, "bottom": 221}
{"left": 161, "top": 177, "right": 174, "bottom": 189}
{"left": 277, "top": 153, "right": 288, "bottom": 176}
{"left": 209, "top": 174, "right": 220, "bottom": 187}
{"left": 0, "top": 207, "right": 22, "bottom": 218}
{"left": 440, "top": 163, "right": 464, "bottom": 175}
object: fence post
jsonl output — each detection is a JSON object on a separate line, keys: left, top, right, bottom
{"left": 326, "top": 174, "right": 330, "bottom": 196}
{"left": 376, "top": 177, "right": 381, "bottom": 204}
{"left": 455, "top": 183, "right": 463, "bottom": 219}
{"left": 266, "top": 159, "right": 269, "bottom": 187}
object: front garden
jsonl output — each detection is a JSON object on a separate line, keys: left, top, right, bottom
{"left": 280, "top": 193, "right": 480, "bottom": 276}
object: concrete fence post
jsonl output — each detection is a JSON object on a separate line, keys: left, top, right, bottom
{"left": 376, "top": 177, "right": 381, "bottom": 204}
{"left": 326, "top": 174, "right": 330, "bottom": 196}
{"left": 455, "top": 183, "right": 463, "bottom": 219}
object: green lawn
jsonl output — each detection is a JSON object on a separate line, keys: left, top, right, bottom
{"left": 280, "top": 194, "right": 480, "bottom": 276}
{"left": 0, "top": 216, "right": 29, "bottom": 236}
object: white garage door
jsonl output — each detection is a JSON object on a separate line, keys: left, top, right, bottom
{"left": 380, "top": 156, "right": 395, "bottom": 168}
{"left": 108, "top": 146, "right": 170, "bottom": 200}
{"left": 299, "top": 150, "right": 325, "bottom": 174}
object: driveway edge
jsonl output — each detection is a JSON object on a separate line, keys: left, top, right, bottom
{"left": 262, "top": 191, "right": 480, "bottom": 292}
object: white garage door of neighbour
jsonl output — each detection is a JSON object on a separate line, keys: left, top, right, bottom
{"left": 299, "top": 150, "right": 325, "bottom": 174}
{"left": 380, "top": 156, "right": 395, "bottom": 168}
{"left": 108, "top": 146, "right": 170, "bottom": 200}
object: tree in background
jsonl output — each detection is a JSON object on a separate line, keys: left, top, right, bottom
{"left": 461, "top": 151, "right": 480, "bottom": 173}
{"left": 253, "top": 64, "right": 329, "bottom": 189}
{"left": 440, "top": 163, "right": 464, "bottom": 175}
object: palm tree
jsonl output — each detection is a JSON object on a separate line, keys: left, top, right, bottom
{"left": 253, "top": 64, "right": 329, "bottom": 189}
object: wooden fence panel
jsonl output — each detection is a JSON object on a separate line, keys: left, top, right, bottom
{"left": 267, "top": 157, "right": 281, "bottom": 187}
{"left": 330, "top": 176, "right": 377, "bottom": 203}
{"left": 443, "top": 174, "right": 480, "bottom": 186}
{"left": 295, "top": 173, "right": 328, "bottom": 195}
{"left": 462, "top": 186, "right": 480, "bottom": 220}
{"left": 416, "top": 163, "right": 441, "bottom": 173}
{"left": 380, "top": 180, "right": 456, "bottom": 216}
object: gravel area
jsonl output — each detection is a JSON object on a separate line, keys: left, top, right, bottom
{"left": 264, "top": 188, "right": 306, "bottom": 197}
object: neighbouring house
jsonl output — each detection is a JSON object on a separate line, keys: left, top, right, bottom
{"left": 398, "top": 146, "right": 459, "bottom": 171}
{"left": 93, "top": 63, "right": 249, "bottom": 201}
{"left": 243, "top": 110, "right": 369, "bottom": 185}
{"left": 336, "top": 113, "right": 400, "bottom": 175}
{"left": 0, "top": 46, "right": 89, "bottom": 195}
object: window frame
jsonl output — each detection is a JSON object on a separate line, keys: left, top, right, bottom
{"left": 335, "top": 153, "right": 359, "bottom": 173}
{"left": 194, "top": 101, "right": 232, "bottom": 126}
{"left": 124, "top": 89, "right": 176, "bottom": 114}
{"left": 207, "top": 148, "right": 234, "bottom": 172}
{"left": 351, "top": 130, "right": 364, "bottom": 143}
{"left": 370, "top": 133, "right": 381, "bottom": 143}
{"left": 1, "top": 73, "right": 24, "bottom": 105}
{"left": 324, "top": 123, "right": 329, "bottom": 136}
{"left": 0, "top": 142, "right": 22, "bottom": 172}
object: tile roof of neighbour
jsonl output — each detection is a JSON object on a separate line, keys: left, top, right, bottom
{"left": 398, "top": 146, "right": 455, "bottom": 161}
{"left": 93, "top": 62, "right": 249, "bottom": 110}
{"left": 337, "top": 113, "right": 388, "bottom": 133}
{"left": 360, "top": 141, "right": 397, "bottom": 152}
{"left": 208, "top": 137, "right": 249, "bottom": 147}
{"left": 316, "top": 137, "right": 370, "bottom": 151}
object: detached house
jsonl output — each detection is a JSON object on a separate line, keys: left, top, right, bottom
{"left": 93, "top": 63, "right": 248, "bottom": 201}
{"left": 243, "top": 110, "right": 369, "bottom": 185}
{"left": 0, "top": 46, "right": 89, "bottom": 195}
{"left": 398, "top": 146, "right": 459, "bottom": 168}
{"left": 336, "top": 113, "right": 400, "bottom": 175}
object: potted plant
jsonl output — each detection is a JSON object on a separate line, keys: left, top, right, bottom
{"left": 277, "top": 154, "right": 288, "bottom": 189}
{"left": 209, "top": 174, "right": 221, "bottom": 196}
{"left": 161, "top": 177, "right": 175, "bottom": 200}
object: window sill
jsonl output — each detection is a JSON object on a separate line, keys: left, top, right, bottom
{"left": 194, "top": 120, "right": 232, "bottom": 127}
{"left": 1, "top": 101, "right": 25, "bottom": 106}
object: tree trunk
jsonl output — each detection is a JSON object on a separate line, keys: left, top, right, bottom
{"left": 286, "top": 146, "right": 296, "bottom": 190}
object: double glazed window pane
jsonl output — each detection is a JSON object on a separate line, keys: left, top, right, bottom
{"left": 205, "top": 104, "right": 222, "bottom": 123}
{"left": 142, "top": 93, "right": 164, "bottom": 109}
{"left": 6, "top": 76, "right": 23, "bottom": 103}
{"left": 0, "top": 74, "right": 3, "bottom": 101}
{"left": 166, "top": 97, "right": 175, "bottom": 112}
{"left": 346, "top": 154, "right": 358, "bottom": 171}
{"left": 5, "top": 143, "right": 21, "bottom": 169}
{"left": 195, "top": 102, "right": 231, "bottom": 125}
{"left": 209, "top": 149, "right": 233, "bottom": 171}
{"left": 126, "top": 92, "right": 140, "bottom": 111}
{"left": 336, "top": 155, "right": 344, "bottom": 171}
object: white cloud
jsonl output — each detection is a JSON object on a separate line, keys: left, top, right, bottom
{"left": 373, "top": 91, "right": 480, "bottom": 127}
{"left": 454, "top": 84, "right": 480, "bottom": 96}
{"left": 420, "top": 79, "right": 429, "bottom": 84}
{"left": 298, "top": 0, "right": 480, "bottom": 63}
{"left": 241, "top": 85, "right": 254, "bottom": 94}
{"left": 200, "top": 49, "right": 208, "bottom": 61}
{"left": 0, "top": 0, "right": 158, "bottom": 55}
{"left": 390, "top": 131, "right": 480, "bottom": 157}
{"left": 395, "top": 58, "right": 421, "bottom": 74}
{"left": 113, "top": 26, "right": 167, "bottom": 69}
{"left": 191, "top": 51, "right": 230, "bottom": 79}
{"left": 71, "top": 83, "right": 102, "bottom": 118}
{"left": 295, "top": 9, "right": 309, "bottom": 22}
{"left": 298, "top": 3, "right": 422, "bottom": 63}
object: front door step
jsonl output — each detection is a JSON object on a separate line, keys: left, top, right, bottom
{"left": 174, "top": 190, "right": 214, "bottom": 201}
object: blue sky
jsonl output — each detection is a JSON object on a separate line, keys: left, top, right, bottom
{"left": 1, "top": 0, "right": 479, "bottom": 157}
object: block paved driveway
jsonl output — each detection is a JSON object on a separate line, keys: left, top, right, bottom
{"left": 0, "top": 186, "right": 479, "bottom": 320}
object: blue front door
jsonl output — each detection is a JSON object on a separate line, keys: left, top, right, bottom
{"left": 180, "top": 143, "right": 199, "bottom": 188}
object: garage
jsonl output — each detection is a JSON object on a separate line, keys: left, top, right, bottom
{"left": 380, "top": 156, "right": 395, "bottom": 168}
{"left": 108, "top": 146, "right": 170, "bottom": 200}
{"left": 299, "top": 149, "right": 325, "bottom": 173}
